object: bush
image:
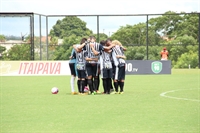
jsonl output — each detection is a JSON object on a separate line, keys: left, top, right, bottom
{"left": 174, "top": 51, "right": 198, "bottom": 68}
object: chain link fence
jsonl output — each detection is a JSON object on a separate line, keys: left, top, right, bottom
{"left": 0, "top": 12, "right": 199, "bottom": 68}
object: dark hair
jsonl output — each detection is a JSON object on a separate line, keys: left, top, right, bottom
{"left": 100, "top": 40, "right": 106, "bottom": 46}
{"left": 106, "top": 38, "right": 112, "bottom": 43}
{"left": 80, "top": 38, "right": 87, "bottom": 44}
{"left": 89, "top": 36, "right": 96, "bottom": 40}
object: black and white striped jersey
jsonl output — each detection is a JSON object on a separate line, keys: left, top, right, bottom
{"left": 112, "top": 46, "right": 126, "bottom": 66}
{"left": 83, "top": 42, "right": 103, "bottom": 63}
{"left": 72, "top": 50, "right": 87, "bottom": 70}
{"left": 100, "top": 50, "right": 112, "bottom": 69}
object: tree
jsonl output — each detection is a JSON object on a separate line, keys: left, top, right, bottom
{"left": 0, "top": 34, "right": 6, "bottom": 42}
{"left": 163, "top": 35, "right": 197, "bottom": 64}
{"left": 148, "top": 11, "right": 183, "bottom": 37}
{"left": 174, "top": 51, "right": 198, "bottom": 68}
{"left": 49, "top": 16, "right": 92, "bottom": 39}
{"left": 50, "top": 37, "right": 58, "bottom": 45}
{"left": 53, "top": 44, "right": 73, "bottom": 60}
{"left": 111, "top": 23, "right": 161, "bottom": 46}
{"left": 173, "top": 13, "right": 199, "bottom": 41}
{"left": 92, "top": 33, "right": 108, "bottom": 41}
{"left": 5, "top": 44, "right": 31, "bottom": 60}
{"left": 0, "top": 45, "right": 6, "bottom": 53}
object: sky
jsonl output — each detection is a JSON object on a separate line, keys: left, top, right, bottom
{"left": 0, "top": 0, "right": 200, "bottom": 37}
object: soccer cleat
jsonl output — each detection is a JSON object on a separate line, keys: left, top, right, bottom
{"left": 71, "top": 92, "right": 78, "bottom": 95}
{"left": 119, "top": 91, "right": 124, "bottom": 94}
{"left": 110, "top": 89, "right": 114, "bottom": 93}
{"left": 114, "top": 91, "right": 119, "bottom": 94}
{"left": 81, "top": 93, "right": 86, "bottom": 95}
{"left": 96, "top": 90, "right": 101, "bottom": 94}
{"left": 101, "top": 92, "right": 107, "bottom": 95}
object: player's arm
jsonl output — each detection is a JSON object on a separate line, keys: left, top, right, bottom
{"left": 103, "top": 43, "right": 115, "bottom": 50}
{"left": 73, "top": 45, "right": 79, "bottom": 52}
{"left": 121, "top": 46, "right": 127, "bottom": 51}
{"left": 90, "top": 43, "right": 99, "bottom": 56}
{"left": 85, "top": 57, "right": 98, "bottom": 61}
{"left": 84, "top": 51, "right": 98, "bottom": 61}
{"left": 77, "top": 42, "right": 87, "bottom": 50}
{"left": 116, "top": 55, "right": 126, "bottom": 59}
{"left": 105, "top": 50, "right": 112, "bottom": 53}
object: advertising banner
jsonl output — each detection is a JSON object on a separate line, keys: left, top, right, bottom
{"left": 0, "top": 61, "right": 70, "bottom": 76}
{"left": 125, "top": 60, "right": 171, "bottom": 74}
{"left": 0, "top": 60, "right": 171, "bottom": 76}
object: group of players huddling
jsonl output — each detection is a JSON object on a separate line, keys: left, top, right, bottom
{"left": 69, "top": 36, "right": 126, "bottom": 95}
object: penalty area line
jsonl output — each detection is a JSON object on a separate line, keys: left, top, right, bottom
{"left": 160, "top": 89, "right": 200, "bottom": 102}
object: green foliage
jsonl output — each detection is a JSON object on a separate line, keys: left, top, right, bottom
{"left": 44, "top": 11, "right": 199, "bottom": 68}
{"left": 49, "top": 16, "right": 92, "bottom": 39}
{"left": 0, "top": 45, "right": 6, "bottom": 53}
{"left": 93, "top": 33, "right": 108, "bottom": 41}
{"left": 4, "top": 44, "right": 31, "bottom": 60}
{"left": 125, "top": 43, "right": 198, "bottom": 68}
{"left": 174, "top": 51, "right": 198, "bottom": 68}
{"left": 50, "top": 37, "right": 58, "bottom": 45}
{"left": 111, "top": 23, "right": 162, "bottom": 46}
{"left": 0, "top": 34, "right": 6, "bottom": 42}
{"left": 53, "top": 44, "right": 73, "bottom": 60}
{"left": 52, "top": 34, "right": 81, "bottom": 60}
{"left": 49, "top": 16, "right": 93, "bottom": 60}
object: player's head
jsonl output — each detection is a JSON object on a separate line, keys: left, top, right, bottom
{"left": 100, "top": 40, "right": 106, "bottom": 46}
{"left": 163, "top": 47, "right": 167, "bottom": 51}
{"left": 87, "top": 37, "right": 91, "bottom": 42}
{"left": 80, "top": 38, "right": 87, "bottom": 44}
{"left": 105, "top": 38, "right": 112, "bottom": 46}
{"left": 89, "top": 36, "right": 96, "bottom": 43}
{"left": 112, "top": 40, "right": 122, "bottom": 47}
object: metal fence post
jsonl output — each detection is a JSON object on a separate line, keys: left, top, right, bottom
{"left": 39, "top": 15, "right": 42, "bottom": 60}
{"left": 46, "top": 16, "right": 48, "bottom": 60}
{"left": 199, "top": 13, "right": 200, "bottom": 68}
{"left": 97, "top": 15, "right": 99, "bottom": 43}
{"left": 30, "top": 15, "right": 34, "bottom": 60}
{"left": 146, "top": 15, "right": 149, "bottom": 60}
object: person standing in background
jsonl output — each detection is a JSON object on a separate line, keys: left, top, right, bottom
{"left": 160, "top": 47, "right": 169, "bottom": 60}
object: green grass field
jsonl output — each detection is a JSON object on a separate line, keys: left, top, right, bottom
{"left": 0, "top": 69, "right": 199, "bottom": 133}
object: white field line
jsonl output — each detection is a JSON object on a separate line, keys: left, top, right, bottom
{"left": 160, "top": 89, "right": 200, "bottom": 102}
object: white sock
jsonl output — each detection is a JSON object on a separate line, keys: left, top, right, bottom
{"left": 70, "top": 76, "right": 75, "bottom": 92}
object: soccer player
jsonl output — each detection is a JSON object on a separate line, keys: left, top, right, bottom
{"left": 76, "top": 36, "right": 101, "bottom": 94}
{"left": 105, "top": 39, "right": 115, "bottom": 92}
{"left": 99, "top": 40, "right": 113, "bottom": 94}
{"left": 160, "top": 47, "right": 169, "bottom": 60}
{"left": 73, "top": 38, "right": 99, "bottom": 95}
{"left": 112, "top": 40, "right": 126, "bottom": 94}
{"left": 69, "top": 48, "right": 78, "bottom": 95}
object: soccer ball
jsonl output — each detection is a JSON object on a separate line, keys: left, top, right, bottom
{"left": 51, "top": 87, "right": 59, "bottom": 94}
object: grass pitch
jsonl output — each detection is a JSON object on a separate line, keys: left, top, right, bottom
{"left": 0, "top": 69, "right": 199, "bottom": 133}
